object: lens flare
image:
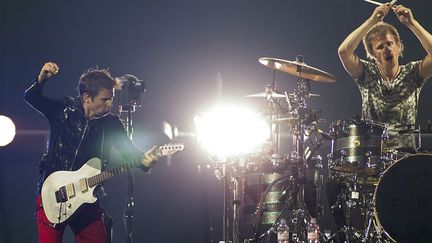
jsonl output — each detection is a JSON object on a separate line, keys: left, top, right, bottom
{"left": 194, "top": 105, "right": 269, "bottom": 158}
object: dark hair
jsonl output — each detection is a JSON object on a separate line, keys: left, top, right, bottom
{"left": 78, "top": 68, "right": 120, "bottom": 98}
{"left": 362, "top": 22, "right": 404, "bottom": 60}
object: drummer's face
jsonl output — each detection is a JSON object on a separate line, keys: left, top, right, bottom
{"left": 370, "top": 33, "right": 401, "bottom": 67}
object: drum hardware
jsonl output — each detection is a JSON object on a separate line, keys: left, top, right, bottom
{"left": 270, "top": 117, "right": 298, "bottom": 126}
{"left": 252, "top": 55, "right": 335, "bottom": 242}
{"left": 328, "top": 119, "right": 388, "bottom": 176}
{"left": 212, "top": 55, "right": 336, "bottom": 243}
{"left": 286, "top": 92, "right": 320, "bottom": 97}
{"left": 327, "top": 164, "right": 413, "bottom": 243}
{"left": 391, "top": 122, "right": 432, "bottom": 151}
{"left": 246, "top": 83, "right": 289, "bottom": 154}
{"left": 245, "top": 91, "right": 286, "bottom": 99}
{"left": 330, "top": 178, "right": 380, "bottom": 243}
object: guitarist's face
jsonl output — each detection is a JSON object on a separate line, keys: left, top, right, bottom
{"left": 83, "top": 88, "right": 114, "bottom": 119}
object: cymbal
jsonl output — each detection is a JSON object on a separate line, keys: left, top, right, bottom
{"left": 287, "top": 92, "right": 320, "bottom": 97}
{"left": 259, "top": 57, "right": 336, "bottom": 83}
{"left": 245, "top": 91, "right": 285, "bottom": 98}
{"left": 269, "top": 117, "right": 298, "bottom": 125}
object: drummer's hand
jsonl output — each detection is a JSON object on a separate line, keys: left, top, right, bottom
{"left": 37, "top": 62, "right": 59, "bottom": 84}
{"left": 369, "top": 3, "right": 392, "bottom": 23}
{"left": 393, "top": 5, "right": 414, "bottom": 26}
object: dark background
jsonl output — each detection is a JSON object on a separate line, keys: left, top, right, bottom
{"left": 1, "top": 0, "right": 432, "bottom": 242}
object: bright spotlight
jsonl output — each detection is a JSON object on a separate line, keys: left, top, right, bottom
{"left": 0, "top": 115, "right": 16, "bottom": 146}
{"left": 194, "top": 104, "right": 269, "bottom": 159}
{"left": 163, "top": 121, "right": 173, "bottom": 140}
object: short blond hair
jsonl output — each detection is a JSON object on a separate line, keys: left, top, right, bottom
{"left": 362, "top": 22, "right": 404, "bottom": 61}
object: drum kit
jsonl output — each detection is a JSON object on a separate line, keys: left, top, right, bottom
{"left": 212, "top": 56, "right": 432, "bottom": 243}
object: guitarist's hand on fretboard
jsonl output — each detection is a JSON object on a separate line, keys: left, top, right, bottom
{"left": 141, "top": 145, "right": 158, "bottom": 168}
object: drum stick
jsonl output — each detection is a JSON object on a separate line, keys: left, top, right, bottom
{"left": 364, "top": 0, "right": 398, "bottom": 18}
{"left": 363, "top": 0, "right": 397, "bottom": 6}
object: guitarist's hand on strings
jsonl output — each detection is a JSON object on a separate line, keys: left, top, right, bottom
{"left": 141, "top": 145, "right": 158, "bottom": 168}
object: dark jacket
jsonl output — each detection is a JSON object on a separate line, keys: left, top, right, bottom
{"left": 24, "top": 80, "right": 145, "bottom": 193}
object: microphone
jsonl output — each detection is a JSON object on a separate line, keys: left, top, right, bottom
{"left": 117, "top": 74, "right": 146, "bottom": 91}
{"left": 116, "top": 74, "right": 146, "bottom": 108}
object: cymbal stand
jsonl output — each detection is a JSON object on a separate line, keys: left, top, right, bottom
{"left": 232, "top": 168, "right": 241, "bottom": 243}
{"left": 338, "top": 174, "right": 384, "bottom": 243}
{"left": 284, "top": 55, "right": 316, "bottom": 241}
{"left": 216, "top": 161, "right": 241, "bottom": 243}
{"left": 263, "top": 82, "right": 287, "bottom": 154}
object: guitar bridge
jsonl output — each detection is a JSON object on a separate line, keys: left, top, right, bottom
{"left": 55, "top": 186, "right": 68, "bottom": 203}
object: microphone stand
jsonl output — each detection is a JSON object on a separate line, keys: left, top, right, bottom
{"left": 120, "top": 104, "right": 136, "bottom": 243}
{"left": 115, "top": 73, "right": 146, "bottom": 243}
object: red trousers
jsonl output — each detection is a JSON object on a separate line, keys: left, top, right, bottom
{"left": 36, "top": 195, "right": 108, "bottom": 243}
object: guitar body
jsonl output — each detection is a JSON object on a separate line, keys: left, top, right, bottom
{"left": 41, "top": 158, "right": 102, "bottom": 225}
{"left": 40, "top": 143, "right": 184, "bottom": 225}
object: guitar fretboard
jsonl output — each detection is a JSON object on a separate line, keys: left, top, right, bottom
{"left": 86, "top": 144, "right": 183, "bottom": 187}
{"left": 87, "top": 160, "right": 141, "bottom": 187}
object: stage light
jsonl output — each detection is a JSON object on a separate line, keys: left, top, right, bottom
{"left": 163, "top": 121, "right": 173, "bottom": 140}
{"left": 0, "top": 115, "right": 16, "bottom": 146}
{"left": 194, "top": 104, "right": 269, "bottom": 159}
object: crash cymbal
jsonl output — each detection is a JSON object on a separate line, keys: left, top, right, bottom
{"left": 269, "top": 117, "right": 298, "bottom": 125}
{"left": 259, "top": 57, "right": 336, "bottom": 83}
{"left": 246, "top": 91, "right": 285, "bottom": 98}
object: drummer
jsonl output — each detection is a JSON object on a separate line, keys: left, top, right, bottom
{"left": 338, "top": 2, "right": 432, "bottom": 152}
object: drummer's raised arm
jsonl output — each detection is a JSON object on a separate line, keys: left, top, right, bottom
{"left": 338, "top": 4, "right": 391, "bottom": 78}
{"left": 393, "top": 4, "right": 432, "bottom": 80}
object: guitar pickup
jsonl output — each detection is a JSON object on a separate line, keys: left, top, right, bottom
{"left": 79, "top": 178, "right": 88, "bottom": 193}
{"left": 66, "top": 183, "right": 75, "bottom": 198}
{"left": 55, "top": 186, "right": 68, "bottom": 203}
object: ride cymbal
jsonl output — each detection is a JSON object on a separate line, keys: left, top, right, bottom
{"left": 259, "top": 57, "right": 336, "bottom": 83}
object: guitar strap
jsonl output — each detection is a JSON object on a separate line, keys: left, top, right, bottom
{"left": 100, "top": 128, "right": 106, "bottom": 170}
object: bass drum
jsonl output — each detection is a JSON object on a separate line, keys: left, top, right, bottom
{"left": 374, "top": 154, "right": 432, "bottom": 242}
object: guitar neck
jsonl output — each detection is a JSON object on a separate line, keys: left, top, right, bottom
{"left": 85, "top": 143, "right": 184, "bottom": 188}
{"left": 87, "top": 160, "right": 141, "bottom": 187}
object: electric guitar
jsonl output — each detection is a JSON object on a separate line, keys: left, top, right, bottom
{"left": 41, "top": 143, "right": 184, "bottom": 225}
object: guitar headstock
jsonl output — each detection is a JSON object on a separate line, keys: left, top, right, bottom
{"left": 158, "top": 143, "right": 185, "bottom": 157}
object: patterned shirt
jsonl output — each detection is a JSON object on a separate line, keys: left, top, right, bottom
{"left": 353, "top": 59, "right": 427, "bottom": 151}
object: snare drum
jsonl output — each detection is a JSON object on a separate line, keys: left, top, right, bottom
{"left": 328, "top": 119, "right": 387, "bottom": 175}
{"left": 374, "top": 154, "right": 432, "bottom": 242}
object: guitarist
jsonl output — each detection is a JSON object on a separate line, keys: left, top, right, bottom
{"left": 24, "top": 62, "right": 158, "bottom": 243}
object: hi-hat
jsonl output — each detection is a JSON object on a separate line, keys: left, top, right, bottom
{"left": 259, "top": 57, "right": 336, "bottom": 83}
{"left": 287, "top": 92, "right": 320, "bottom": 97}
{"left": 246, "top": 91, "right": 285, "bottom": 98}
